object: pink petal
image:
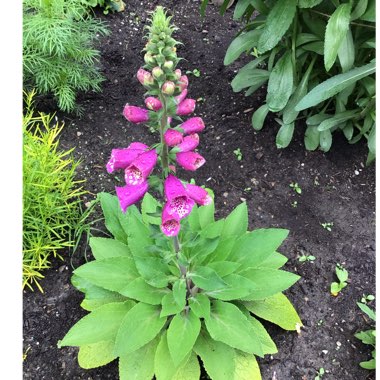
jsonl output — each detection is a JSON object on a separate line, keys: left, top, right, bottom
{"left": 123, "top": 105, "right": 150, "bottom": 124}
{"left": 180, "top": 117, "right": 205, "bottom": 135}
{"left": 125, "top": 150, "right": 158, "bottom": 185}
{"left": 115, "top": 181, "right": 148, "bottom": 213}
{"left": 175, "top": 89, "right": 188, "bottom": 104}
{"left": 176, "top": 152, "right": 206, "bottom": 171}
{"left": 164, "top": 174, "right": 187, "bottom": 201}
{"left": 176, "top": 134, "right": 199, "bottom": 152}
{"left": 164, "top": 129, "right": 183, "bottom": 147}
{"left": 178, "top": 75, "right": 189, "bottom": 92}
{"left": 186, "top": 184, "right": 212, "bottom": 206}
{"left": 144, "top": 97, "right": 162, "bottom": 111}
{"left": 161, "top": 203, "right": 181, "bottom": 237}
{"left": 176, "top": 99, "right": 196, "bottom": 116}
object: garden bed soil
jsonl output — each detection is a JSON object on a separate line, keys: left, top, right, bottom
{"left": 23, "top": 1, "right": 376, "bottom": 379}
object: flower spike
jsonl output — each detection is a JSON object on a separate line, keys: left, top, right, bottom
{"left": 106, "top": 142, "right": 148, "bottom": 173}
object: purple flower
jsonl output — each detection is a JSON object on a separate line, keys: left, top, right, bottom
{"left": 161, "top": 203, "right": 181, "bottom": 237}
{"left": 178, "top": 75, "right": 189, "bottom": 92}
{"left": 176, "top": 151, "right": 205, "bottom": 171}
{"left": 186, "top": 184, "right": 212, "bottom": 206}
{"left": 164, "top": 174, "right": 195, "bottom": 219}
{"left": 115, "top": 181, "right": 149, "bottom": 212}
{"left": 123, "top": 105, "right": 150, "bottom": 124}
{"left": 175, "top": 89, "right": 188, "bottom": 104}
{"left": 137, "top": 68, "right": 154, "bottom": 86}
{"left": 177, "top": 99, "right": 196, "bottom": 116}
{"left": 124, "top": 149, "right": 158, "bottom": 185}
{"left": 164, "top": 129, "right": 183, "bottom": 147}
{"left": 180, "top": 117, "right": 205, "bottom": 135}
{"left": 106, "top": 142, "right": 148, "bottom": 174}
{"left": 144, "top": 97, "right": 162, "bottom": 111}
{"left": 175, "top": 134, "right": 199, "bottom": 152}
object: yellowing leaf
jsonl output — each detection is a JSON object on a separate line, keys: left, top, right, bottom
{"left": 78, "top": 340, "right": 116, "bottom": 369}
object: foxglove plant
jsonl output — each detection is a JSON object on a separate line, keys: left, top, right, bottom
{"left": 59, "top": 7, "right": 302, "bottom": 380}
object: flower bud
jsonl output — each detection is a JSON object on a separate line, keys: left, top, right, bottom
{"left": 163, "top": 60, "right": 174, "bottom": 70}
{"left": 176, "top": 152, "right": 205, "bottom": 171}
{"left": 123, "top": 105, "right": 150, "bottom": 124}
{"left": 164, "top": 129, "right": 183, "bottom": 146}
{"left": 152, "top": 66, "right": 164, "bottom": 79}
{"left": 178, "top": 75, "right": 189, "bottom": 92}
{"left": 175, "top": 89, "right": 187, "bottom": 104}
{"left": 144, "top": 52, "right": 155, "bottom": 65}
{"left": 180, "top": 117, "right": 205, "bottom": 135}
{"left": 136, "top": 68, "right": 154, "bottom": 86}
{"left": 174, "top": 69, "right": 181, "bottom": 80}
{"left": 162, "top": 81, "right": 175, "bottom": 95}
{"left": 176, "top": 98, "right": 196, "bottom": 116}
{"left": 144, "top": 96, "right": 163, "bottom": 111}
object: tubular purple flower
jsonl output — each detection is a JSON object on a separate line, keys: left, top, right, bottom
{"left": 164, "top": 129, "right": 183, "bottom": 147}
{"left": 145, "top": 96, "right": 163, "bottom": 111}
{"left": 161, "top": 203, "right": 181, "bottom": 237}
{"left": 164, "top": 174, "right": 195, "bottom": 219}
{"left": 178, "top": 75, "right": 189, "bottom": 92}
{"left": 123, "top": 105, "right": 150, "bottom": 124}
{"left": 115, "top": 181, "right": 149, "bottom": 213}
{"left": 106, "top": 143, "right": 148, "bottom": 173}
{"left": 125, "top": 149, "right": 158, "bottom": 185}
{"left": 176, "top": 99, "right": 196, "bottom": 116}
{"left": 137, "top": 68, "right": 154, "bottom": 86}
{"left": 175, "top": 134, "right": 199, "bottom": 152}
{"left": 179, "top": 117, "right": 205, "bottom": 135}
{"left": 185, "top": 184, "right": 212, "bottom": 206}
{"left": 176, "top": 151, "right": 206, "bottom": 171}
{"left": 175, "top": 89, "right": 188, "bottom": 104}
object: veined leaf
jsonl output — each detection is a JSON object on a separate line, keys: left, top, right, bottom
{"left": 260, "top": 251, "right": 288, "bottom": 269}
{"left": 304, "top": 126, "right": 320, "bottom": 151}
{"left": 233, "top": 0, "right": 252, "bottom": 20}
{"left": 58, "top": 301, "right": 135, "bottom": 347}
{"left": 317, "top": 110, "right": 359, "bottom": 131}
{"left": 276, "top": 122, "right": 295, "bottom": 149}
{"left": 257, "top": 0, "right": 297, "bottom": 54}
{"left": 78, "top": 340, "right": 116, "bottom": 369}
{"left": 337, "top": 28, "right": 355, "bottom": 72}
{"left": 89, "top": 237, "right": 131, "bottom": 260}
{"left": 189, "top": 266, "right": 227, "bottom": 291}
{"left": 360, "top": 0, "right": 375, "bottom": 22}
{"left": 114, "top": 303, "right": 166, "bottom": 357}
{"left": 350, "top": 0, "right": 368, "bottom": 20}
{"left": 161, "top": 292, "right": 185, "bottom": 317}
{"left": 222, "top": 202, "right": 248, "bottom": 237}
{"left": 252, "top": 104, "right": 269, "bottom": 131}
{"left": 296, "top": 62, "right": 376, "bottom": 110}
{"left": 133, "top": 256, "right": 172, "bottom": 288}
{"left": 249, "top": 315, "right": 277, "bottom": 354}
{"left": 296, "top": 33, "right": 321, "bottom": 47}
{"left": 207, "top": 261, "right": 241, "bottom": 277}
{"left": 173, "top": 279, "right": 187, "bottom": 308}
{"left": 205, "top": 300, "right": 264, "bottom": 356}
{"left": 267, "top": 52, "right": 294, "bottom": 112}
{"left": 324, "top": 3, "right": 352, "bottom": 71}
{"left": 189, "top": 293, "right": 211, "bottom": 319}
{"left": 298, "top": 0, "right": 323, "bottom": 8}
{"left": 198, "top": 195, "right": 215, "bottom": 227}
{"left": 319, "top": 129, "right": 332, "bottom": 152}
{"left": 126, "top": 212, "right": 154, "bottom": 257}
{"left": 244, "top": 292, "right": 302, "bottom": 330}
{"left": 231, "top": 69, "right": 270, "bottom": 92}
{"left": 141, "top": 192, "right": 161, "bottom": 225}
{"left": 194, "top": 330, "right": 235, "bottom": 379}
{"left": 119, "top": 337, "right": 158, "bottom": 380}
{"left": 224, "top": 30, "right": 262, "bottom": 65}
{"left": 167, "top": 311, "right": 201, "bottom": 366}
{"left": 233, "top": 350, "right": 262, "bottom": 379}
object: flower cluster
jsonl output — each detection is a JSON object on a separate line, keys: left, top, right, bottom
{"left": 106, "top": 6, "right": 211, "bottom": 237}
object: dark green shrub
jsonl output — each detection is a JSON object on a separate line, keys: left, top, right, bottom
{"left": 23, "top": 0, "right": 109, "bottom": 113}
{"left": 202, "top": 0, "right": 375, "bottom": 163}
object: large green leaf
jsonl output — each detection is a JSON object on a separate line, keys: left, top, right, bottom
{"left": 233, "top": 350, "right": 262, "bottom": 379}
{"left": 207, "top": 261, "right": 241, "bottom": 277}
{"left": 324, "top": 3, "right": 352, "bottom": 71}
{"left": 71, "top": 275, "right": 126, "bottom": 311}
{"left": 155, "top": 332, "right": 200, "bottom": 380}
{"left": 114, "top": 303, "right": 166, "bottom": 356}
{"left": 141, "top": 192, "right": 161, "bottom": 225}
{"left": 317, "top": 110, "right": 359, "bottom": 131}
{"left": 133, "top": 256, "right": 172, "bottom": 288}
{"left": 73, "top": 257, "right": 139, "bottom": 293}
{"left": 58, "top": 301, "right": 135, "bottom": 347}
{"left": 360, "top": 0, "right": 375, "bottom": 22}
{"left": 78, "top": 340, "right": 116, "bottom": 369}
{"left": 248, "top": 315, "right": 277, "bottom": 354}
{"left": 89, "top": 237, "right": 131, "bottom": 260}
{"left": 98, "top": 192, "right": 129, "bottom": 243}
{"left": 194, "top": 329, "right": 236, "bottom": 379}
{"left": 257, "top": 0, "right": 297, "bottom": 54}
{"left": 266, "top": 52, "right": 294, "bottom": 112}
{"left": 276, "top": 122, "right": 295, "bottom": 149}
{"left": 231, "top": 69, "right": 270, "bottom": 92}
{"left": 126, "top": 212, "right": 154, "bottom": 257}
{"left": 298, "top": 0, "right": 323, "bottom": 8}
{"left": 120, "top": 278, "right": 169, "bottom": 305}
{"left": 189, "top": 293, "right": 211, "bottom": 319}
{"left": 233, "top": 0, "right": 253, "bottom": 20}
{"left": 260, "top": 251, "right": 288, "bottom": 269}
{"left": 319, "top": 129, "right": 332, "bottom": 152}
{"left": 296, "top": 62, "right": 376, "bottom": 110}
{"left": 240, "top": 268, "right": 300, "bottom": 300}
{"left": 198, "top": 195, "right": 215, "bottom": 227}
{"left": 229, "top": 228, "right": 289, "bottom": 268}
{"left": 208, "top": 236, "right": 236, "bottom": 263}
{"left": 252, "top": 104, "right": 269, "bottom": 131}
{"left": 188, "top": 266, "right": 227, "bottom": 291}
{"left": 350, "top": 0, "right": 368, "bottom": 20}
{"left": 337, "top": 28, "right": 355, "bottom": 72}
{"left": 304, "top": 126, "right": 320, "bottom": 151}
{"left": 161, "top": 292, "right": 185, "bottom": 317}
{"left": 167, "top": 311, "right": 201, "bottom": 366}
{"left": 173, "top": 279, "right": 187, "bottom": 308}
{"left": 222, "top": 202, "right": 248, "bottom": 238}
{"left": 244, "top": 292, "right": 302, "bottom": 330}
{"left": 119, "top": 337, "right": 158, "bottom": 380}
{"left": 224, "top": 30, "right": 262, "bottom": 65}
{"left": 205, "top": 300, "right": 264, "bottom": 356}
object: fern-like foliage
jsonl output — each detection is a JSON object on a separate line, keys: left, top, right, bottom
{"left": 23, "top": 0, "right": 109, "bottom": 113}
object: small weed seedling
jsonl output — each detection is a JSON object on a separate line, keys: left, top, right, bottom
{"left": 355, "top": 302, "right": 376, "bottom": 370}
{"left": 317, "top": 319, "right": 324, "bottom": 327}
{"left": 321, "top": 222, "right": 333, "bottom": 232}
{"left": 233, "top": 148, "right": 243, "bottom": 161}
{"left": 314, "top": 367, "right": 325, "bottom": 380}
{"left": 361, "top": 294, "right": 375, "bottom": 304}
{"left": 291, "top": 200, "right": 298, "bottom": 208}
{"left": 186, "top": 68, "right": 201, "bottom": 77}
{"left": 244, "top": 187, "right": 252, "bottom": 192}
{"left": 330, "top": 264, "right": 348, "bottom": 296}
{"left": 290, "top": 182, "right": 302, "bottom": 194}
{"left": 298, "top": 254, "right": 316, "bottom": 263}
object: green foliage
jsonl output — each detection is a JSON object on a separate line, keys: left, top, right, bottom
{"left": 216, "top": 0, "right": 375, "bottom": 163}
{"left": 23, "top": 92, "right": 85, "bottom": 291}
{"left": 59, "top": 193, "right": 302, "bottom": 379}
{"left": 81, "top": 0, "right": 125, "bottom": 14}
{"left": 355, "top": 301, "right": 376, "bottom": 370}
{"left": 23, "top": 0, "right": 109, "bottom": 113}
{"left": 330, "top": 263, "right": 348, "bottom": 296}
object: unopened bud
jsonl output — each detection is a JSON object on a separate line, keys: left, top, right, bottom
{"left": 174, "top": 69, "right": 181, "bottom": 80}
{"left": 152, "top": 66, "right": 164, "bottom": 79}
{"left": 137, "top": 68, "right": 154, "bottom": 86}
{"left": 162, "top": 81, "right": 175, "bottom": 95}
{"left": 144, "top": 52, "right": 155, "bottom": 65}
{"left": 163, "top": 60, "right": 174, "bottom": 70}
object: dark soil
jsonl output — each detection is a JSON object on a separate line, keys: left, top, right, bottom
{"left": 23, "top": 1, "right": 376, "bottom": 379}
